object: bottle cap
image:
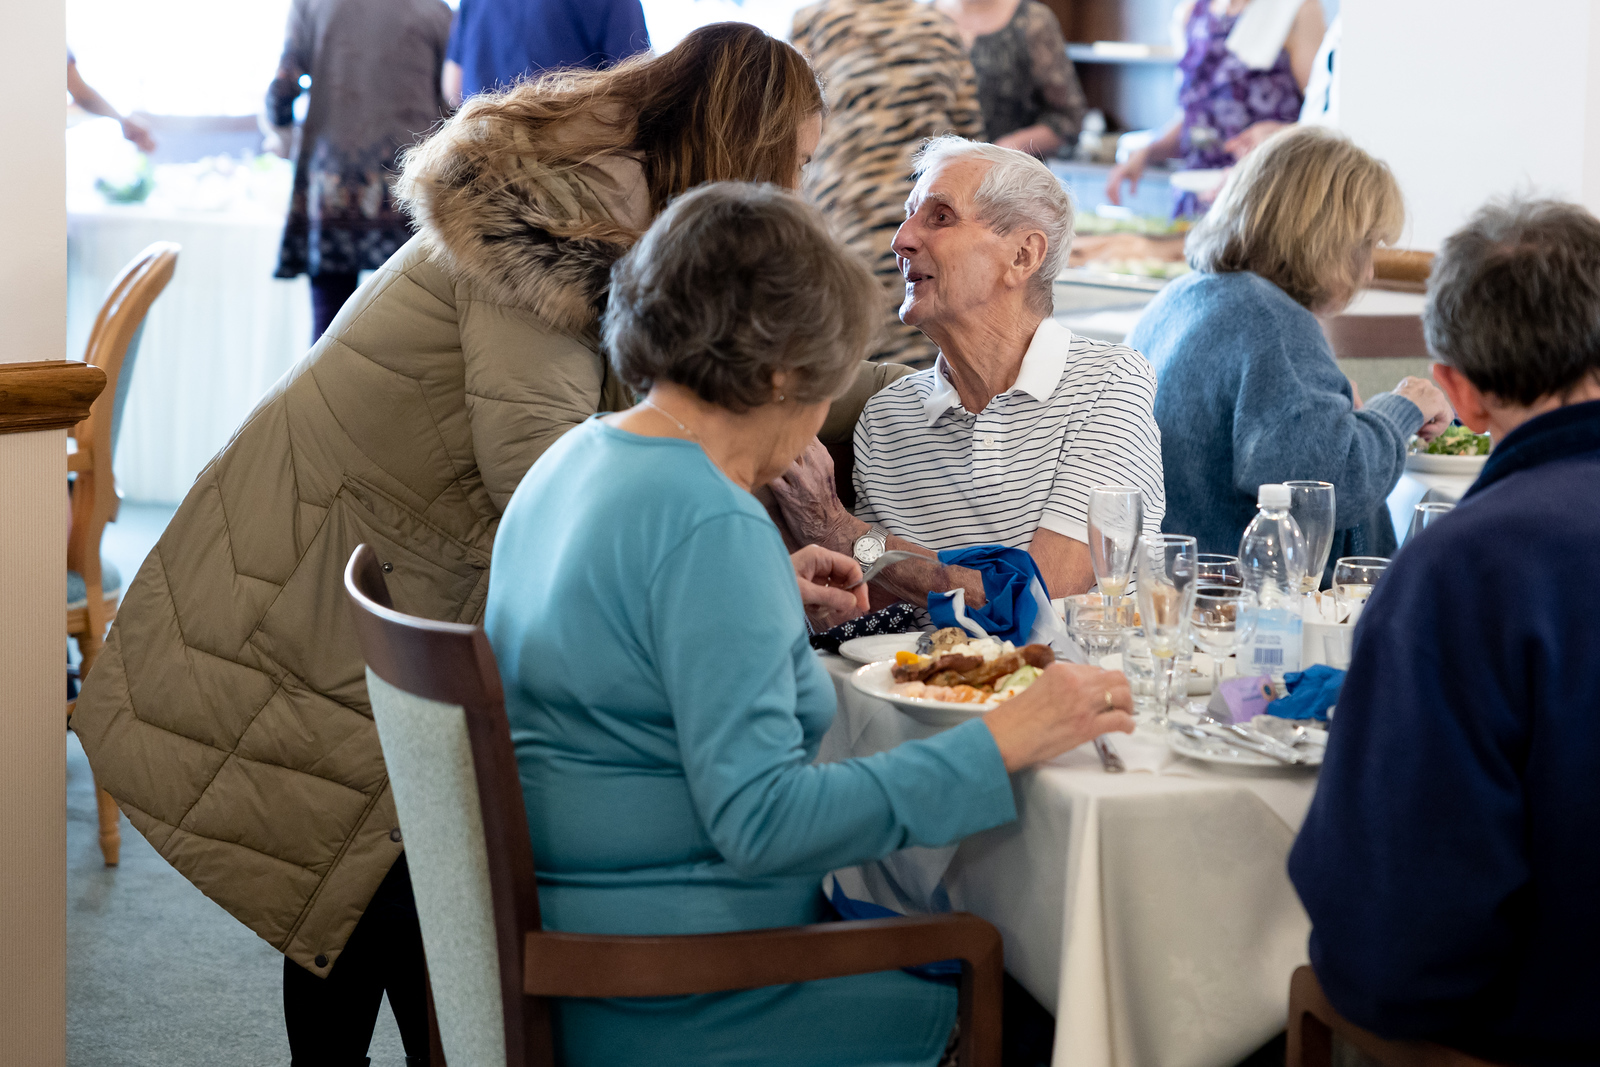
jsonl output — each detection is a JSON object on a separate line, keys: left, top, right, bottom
{"left": 1258, "top": 483, "right": 1292, "bottom": 509}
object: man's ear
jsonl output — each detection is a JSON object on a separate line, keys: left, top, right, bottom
{"left": 1432, "top": 363, "right": 1492, "bottom": 432}
{"left": 1010, "top": 231, "right": 1049, "bottom": 288}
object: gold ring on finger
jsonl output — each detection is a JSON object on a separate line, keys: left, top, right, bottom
{"left": 1104, "top": 689, "right": 1113, "bottom": 711}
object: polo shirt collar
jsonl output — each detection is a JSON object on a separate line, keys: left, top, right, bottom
{"left": 921, "top": 319, "right": 1072, "bottom": 426}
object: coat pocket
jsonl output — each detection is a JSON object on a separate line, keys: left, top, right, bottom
{"left": 250, "top": 476, "right": 490, "bottom": 710}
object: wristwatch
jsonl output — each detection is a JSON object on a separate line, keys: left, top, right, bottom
{"left": 852, "top": 524, "right": 889, "bottom": 567}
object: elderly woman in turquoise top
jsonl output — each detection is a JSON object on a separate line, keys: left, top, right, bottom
{"left": 484, "top": 182, "right": 1136, "bottom": 1066}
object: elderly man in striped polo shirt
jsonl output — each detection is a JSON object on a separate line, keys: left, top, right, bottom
{"left": 771, "top": 136, "right": 1164, "bottom": 607}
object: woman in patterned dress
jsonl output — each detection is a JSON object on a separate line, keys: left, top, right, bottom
{"left": 935, "top": 0, "right": 1087, "bottom": 160}
{"left": 1106, "top": 0, "right": 1325, "bottom": 215}
{"left": 792, "top": 0, "right": 984, "bottom": 367}
{"left": 264, "top": 0, "right": 453, "bottom": 342}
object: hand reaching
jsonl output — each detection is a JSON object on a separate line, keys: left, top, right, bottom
{"left": 791, "top": 544, "right": 869, "bottom": 630}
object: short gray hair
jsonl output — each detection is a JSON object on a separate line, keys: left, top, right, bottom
{"left": 911, "top": 136, "right": 1076, "bottom": 312}
{"left": 604, "top": 182, "right": 881, "bottom": 412}
{"left": 1425, "top": 197, "right": 1600, "bottom": 406}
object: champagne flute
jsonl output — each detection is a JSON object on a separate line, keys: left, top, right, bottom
{"left": 1190, "top": 586, "right": 1256, "bottom": 698}
{"left": 1285, "top": 481, "right": 1337, "bottom": 592}
{"left": 1087, "top": 487, "right": 1143, "bottom": 604}
{"left": 1332, "top": 556, "right": 1389, "bottom": 624}
{"left": 1407, "top": 501, "right": 1455, "bottom": 544}
{"left": 1134, "top": 533, "right": 1198, "bottom": 726}
{"left": 1196, "top": 553, "right": 1242, "bottom": 588}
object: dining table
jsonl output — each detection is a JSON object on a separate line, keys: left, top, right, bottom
{"left": 816, "top": 652, "right": 1319, "bottom": 1067}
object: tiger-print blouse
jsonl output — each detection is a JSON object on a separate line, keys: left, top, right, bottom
{"left": 792, "top": 0, "right": 984, "bottom": 367}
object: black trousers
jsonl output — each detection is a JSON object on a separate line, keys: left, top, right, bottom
{"left": 310, "top": 270, "right": 362, "bottom": 344}
{"left": 283, "top": 855, "right": 429, "bottom": 1066}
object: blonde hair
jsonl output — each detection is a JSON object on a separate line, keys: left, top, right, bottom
{"left": 1185, "top": 126, "right": 1404, "bottom": 313}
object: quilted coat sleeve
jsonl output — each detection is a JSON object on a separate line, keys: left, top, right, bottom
{"left": 459, "top": 297, "right": 610, "bottom": 512}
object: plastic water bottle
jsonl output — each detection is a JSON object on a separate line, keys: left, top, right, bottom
{"left": 1237, "top": 484, "right": 1308, "bottom": 677}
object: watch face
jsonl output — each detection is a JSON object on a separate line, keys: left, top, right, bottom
{"left": 854, "top": 535, "right": 885, "bottom": 565}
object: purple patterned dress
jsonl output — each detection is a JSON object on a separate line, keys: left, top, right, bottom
{"left": 1173, "top": 0, "right": 1303, "bottom": 214}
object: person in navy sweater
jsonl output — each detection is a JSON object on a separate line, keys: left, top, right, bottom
{"left": 1289, "top": 197, "right": 1600, "bottom": 1065}
{"left": 441, "top": 0, "right": 649, "bottom": 105}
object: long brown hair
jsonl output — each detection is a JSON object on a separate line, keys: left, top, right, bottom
{"left": 441, "top": 24, "right": 823, "bottom": 224}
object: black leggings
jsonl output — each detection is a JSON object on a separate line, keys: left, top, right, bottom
{"left": 310, "top": 270, "right": 363, "bottom": 344}
{"left": 283, "top": 855, "right": 429, "bottom": 1066}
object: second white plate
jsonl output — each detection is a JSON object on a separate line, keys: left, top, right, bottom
{"left": 836, "top": 633, "right": 922, "bottom": 665}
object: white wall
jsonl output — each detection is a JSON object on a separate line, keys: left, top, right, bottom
{"left": 1339, "top": 0, "right": 1600, "bottom": 249}
{"left": 0, "top": 0, "right": 68, "bottom": 1062}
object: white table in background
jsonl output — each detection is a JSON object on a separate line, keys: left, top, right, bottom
{"left": 68, "top": 199, "right": 311, "bottom": 504}
{"left": 1386, "top": 470, "right": 1477, "bottom": 542}
{"left": 818, "top": 653, "right": 1317, "bottom": 1067}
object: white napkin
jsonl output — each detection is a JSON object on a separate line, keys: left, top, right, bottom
{"left": 1225, "top": 0, "right": 1302, "bottom": 70}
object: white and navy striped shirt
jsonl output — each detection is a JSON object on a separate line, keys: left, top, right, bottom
{"left": 852, "top": 319, "right": 1165, "bottom": 552}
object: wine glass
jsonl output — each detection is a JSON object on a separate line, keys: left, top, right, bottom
{"left": 1062, "top": 594, "right": 1136, "bottom": 662}
{"left": 1087, "top": 487, "right": 1143, "bottom": 603}
{"left": 1196, "top": 553, "right": 1242, "bottom": 587}
{"left": 1285, "top": 481, "right": 1337, "bottom": 592}
{"left": 1332, "top": 556, "right": 1389, "bottom": 624}
{"left": 1407, "top": 501, "right": 1455, "bottom": 544}
{"left": 1134, "top": 533, "right": 1198, "bottom": 726}
{"left": 1190, "top": 586, "right": 1256, "bottom": 698}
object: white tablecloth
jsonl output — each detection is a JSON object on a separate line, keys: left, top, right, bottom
{"left": 68, "top": 201, "right": 311, "bottom": 504}
{"left": 817, "top": 654, "right": 1317, "bottom": 1067}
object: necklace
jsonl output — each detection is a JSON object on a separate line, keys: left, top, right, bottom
{"left": 640, "top": 397, "right": 701, "bottom": 442}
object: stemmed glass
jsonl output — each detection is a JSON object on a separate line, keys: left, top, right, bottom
{"left": 1407, "top": 501, "right": 1455, "bottom": 544}
{"left": 1332, "top": 556, "right": 1389, "bottom": 624}
{"left": 1196, "top": 553, "right": 1242, "bottom": 588}
{"left": 1285, "top": 481, "right": 1337, "bottom": 592}
{"left": 1190, "top": 586, "right": 1257, "bottom": 698}
{"left": 1087, "top": 487, "right": 1143, "bottom": 604}
{"left": 1134, "top": 533, "right": 1198, "bottom": 726}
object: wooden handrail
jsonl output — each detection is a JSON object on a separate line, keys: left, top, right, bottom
{"left": 0, "top": 360, "right": 107, "bottom": 436}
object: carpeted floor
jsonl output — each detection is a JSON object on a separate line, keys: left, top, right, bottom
{"left": 68, "top": 502, "right": 407, "bottom": 1066}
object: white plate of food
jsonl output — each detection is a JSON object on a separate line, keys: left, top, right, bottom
{"left": 837, "top": 633, "right": 923, "bottom": 665}
{"left": 1406, "top": 426, "right": 1491, "bottom": 475}
{"left": 849, "top": 629, "right": 1055, "bottom": 727}
{"left": 1166, "top": 721, "right": 1327, "bottom": 768}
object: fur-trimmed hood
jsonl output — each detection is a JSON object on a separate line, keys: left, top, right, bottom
{"left": 396, "top": 108, "right": 652, "bottom": 336}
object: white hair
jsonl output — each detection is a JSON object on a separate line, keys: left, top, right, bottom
{"left": 911, "top": 136, "right": 1076, "bottom": 312}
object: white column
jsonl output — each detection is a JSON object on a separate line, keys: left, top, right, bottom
{"left": 0, "top": 0, "right": 68, "bottom": 1063}
{"left": 1339, "top": 0, "right": 1600, "bottom": 250}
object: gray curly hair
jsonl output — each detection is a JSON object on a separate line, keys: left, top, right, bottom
{"left": 604, "top": 182, "right": 882, "bottom": 412}
{"left": 911, "top": 136, "right": 1076, "bottom": 313}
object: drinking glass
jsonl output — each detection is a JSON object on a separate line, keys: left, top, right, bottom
{"left": 1134, "top": 533, "right": 1198, "bottom": 725}
{"left": 1062, "top": 594, "right": 1136, "bottom": 661}
{"left": 1407, "top": 501, "right": 1455, "bottom": 544}
{"left": 1196, "top": 553, "right": 1242, "bottom": 588}
{"left": 1332, "top": 556, "right": 1389, "bottom": 624}
{"left": 1190, "top": 586, "right": 1256, "bottom": 696}
{"left": 1087, "top": 487, "right": 1143, "bottom": 601}
{"left": 1285, "top": 481, "right": 1337, "bottom": 592}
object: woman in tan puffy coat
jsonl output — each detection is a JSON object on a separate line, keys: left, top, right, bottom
{"left": 71, "top": 23, "right": 904, "bottom": 1065}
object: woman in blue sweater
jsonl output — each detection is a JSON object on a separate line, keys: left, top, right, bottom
{"left": 484, "top": 182, "right": 1136, "bottom": 1066}
{"left": 1128, "top": 126, "right": 1453, "bottom": 569}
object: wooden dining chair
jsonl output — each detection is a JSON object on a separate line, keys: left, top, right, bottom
{"left": 67, "top": 240, "right": 181, "bottom": 866}
{"left": 343, "top": 543, "right": 1005, "bottom": 1067}
{"left": 1287, "top": 966, "right": 1508, "bottom": 1067}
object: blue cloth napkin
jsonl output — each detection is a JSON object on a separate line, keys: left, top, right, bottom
{"left": 825, "top": 878, "right": 961, "bottom": 979}
{"left": 926, "top": 546, "right": 1043, "bottom": 646}
{"left": 1270, "top": 665, "right": 1346, "bottom": 721}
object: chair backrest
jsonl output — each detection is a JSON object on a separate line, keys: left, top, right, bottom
{"left": 68, "top": 242, "right": 180, "bottom": 584}
{"left": 344, "top": 545, "right": 551, "bottom": 1067}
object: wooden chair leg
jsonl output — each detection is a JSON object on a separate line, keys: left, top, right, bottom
{"left": 74, "top": 620, "right": 121, "bottom": 866}
{"left": 94, "top": 777, "right": 122, "bottom": 867}
{"left": 1288, "top": 966, "right": 1335, "bottom": 1067}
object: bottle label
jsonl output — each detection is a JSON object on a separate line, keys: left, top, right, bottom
{"left": 1240, "top": 607, "right": 1302, "bottom": 676}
